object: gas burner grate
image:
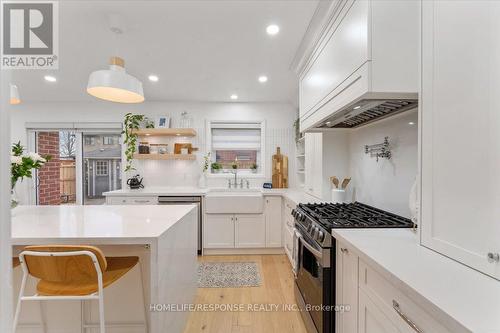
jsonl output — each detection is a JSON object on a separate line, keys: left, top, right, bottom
{"left": 298, "top": 202, "right": 414, "bottom": 229}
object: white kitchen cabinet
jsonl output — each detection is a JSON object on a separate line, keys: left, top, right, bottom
{"left": 421, "top": 0, "right": 500, "bottom": 280}
{"left": 235, "top": 214, "right": 266, "bottom": 248}
{"left": 106, "top": 196, "right": 158, "bottom": 205}
{"left": 358, "top": 289, "right": 400, "bottom": 333}
{"left": 264, "top": 197, "right": 282, "bottom": 247}
{"left": 204, "top": 214, "right": 235, "bottom": 248}
{"left": 205, "top": 213, "right": 266, "bottom": 249}
{"left": 336, "top": 242, "right": 358, "bottom": 333}
{"left": 305, "top": 131, "right": 349, "bottom": 200}
{"left": 358, "top": 259, "right": 458, "bottom": 333}
{"left": 299, "top": 0, "right": 419, "bottom": 131}
{"left": 282, "top": 198, "right": 296, "bottom": 267}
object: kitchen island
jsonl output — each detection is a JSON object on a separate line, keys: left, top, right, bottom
{"left": 11, "top": 204, "right": 198, "bottom": 333}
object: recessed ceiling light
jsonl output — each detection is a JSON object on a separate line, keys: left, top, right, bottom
{"left": 230, "top": 94, "right": 238, "bottom": 100}
{"left": 353, "top": 105, "right": 361, "bottom": 110}
{"left": 408, "top": 121, "right": 415, "bottom": 125}
{"left": 266, "top": 24, "right": 280, "bottom": 35}
{"left": 44, "top": 75, "right": 57, "bottom": 82}
{"left": 148, "top": 74, "right": 159, "bottom": 82}
{"left": 258, "top": 75, "right": 268, "bottom": 83}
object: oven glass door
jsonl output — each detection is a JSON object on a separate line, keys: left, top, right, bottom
{"left": 297, "top": 234, "right": 325, "bottom": 333}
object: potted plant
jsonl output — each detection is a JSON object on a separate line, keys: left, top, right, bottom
{"left": 211, "top": 162, "right": 222, "bottom": 173}
{"left": 293, "top": 118, "right": 302, "bottom": 143}
{"left": 10, "top": 142, "right": 51, "bottom": 208}
{"left": 122, "top": 113, "right": 146, "bottom": 173}
{"left": 250, "top": 163, "right": 258, "bottom": 173}
{"left": 231, "top": 161, "right": 238, "bottom": 170}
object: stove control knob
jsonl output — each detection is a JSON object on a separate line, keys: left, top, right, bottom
{"left": 317, "top": 231, "right": 324, "bottom": 242}
{"left": 291, "top": 209, "right": 296, "bottom": 218}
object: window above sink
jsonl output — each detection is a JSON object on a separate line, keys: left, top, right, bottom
{"left": 206, "top": 120, "right": 266, "bottom": 178}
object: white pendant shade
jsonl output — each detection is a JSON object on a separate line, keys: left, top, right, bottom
{"left": 10, "top": 84, "right": 20, "bottom": 105}
{"left": 87, "top": 57, "right": 144, "bottom": 103}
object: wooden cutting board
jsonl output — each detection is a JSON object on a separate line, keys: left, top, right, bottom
{"left": 272, "top": 147, "right": 288, "bottom": 188}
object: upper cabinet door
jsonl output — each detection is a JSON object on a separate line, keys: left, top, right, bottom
{"left": 421, "top": 1, "right": 500, "bottom": 280}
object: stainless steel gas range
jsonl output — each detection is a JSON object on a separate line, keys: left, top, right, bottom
{"left": 292, "top": 202, "right": 415, "bottom": 333}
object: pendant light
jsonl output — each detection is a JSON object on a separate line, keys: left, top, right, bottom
{"left": 86, "top": 14, "right": 144, "bottom": 103}
{"left": 10, "top": 84, "right": 20, "bottom": 105}
{"left": 87, "top": 56, "right": 144, "bottom": 103}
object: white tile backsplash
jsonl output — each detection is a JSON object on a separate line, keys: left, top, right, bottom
{"left": 346, "top": 108, "right": 418, "bottom": 217}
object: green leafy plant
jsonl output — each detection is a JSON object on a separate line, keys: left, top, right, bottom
{"left": 231, "top": 161, "right": 238, "bottom": 170}
{"left": 211, "top": 162, "right": 222, "bottom": 173}
{"left": 250, "top": 163, "right": 258, "bottom": 170}
{"left": 202, "top": 152, "right": 211, "bottom": 173}
{"left": 293, "top": 118, "right": 302, "bottom": 143}
{"left": 11, "top": 141, "right": 51, "bottom": 190}
{"left": 123, "top": 113, "right": 145, "bottom": 172}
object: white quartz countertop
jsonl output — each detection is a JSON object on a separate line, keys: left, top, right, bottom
{"left": 103, "top": 187, "right": 209, "bottom": 196}
{"left": 104, "top": 187, "right": 323, "bottom": 205}
{"left": 11, "top": 205, "right": 196, "bottom": 244}
{"left": 332, "top": 228, "right": 500, "bottom": 333}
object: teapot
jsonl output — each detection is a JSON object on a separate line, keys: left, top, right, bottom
{"left": 127, "top": 175, "right": 144, "bottom": 190}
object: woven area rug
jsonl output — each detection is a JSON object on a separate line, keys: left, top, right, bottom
{"left": 197, "top": 262, "right": 262, "bottom": 288}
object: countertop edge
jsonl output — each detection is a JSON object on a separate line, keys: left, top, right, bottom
{"left": 103, "top": 188, "right": 323, "bottom": 205}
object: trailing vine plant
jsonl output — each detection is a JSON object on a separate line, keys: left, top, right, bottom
{"left": 123, "top": 113, "right": 145, "bottom": 172}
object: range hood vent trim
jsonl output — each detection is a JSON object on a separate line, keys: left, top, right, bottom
{"left": 319, "top": 99, "right": 418, "bottom": 129}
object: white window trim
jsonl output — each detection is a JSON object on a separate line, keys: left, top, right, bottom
{"left": 206, "top": 120, "right": 266, "bottom": 179}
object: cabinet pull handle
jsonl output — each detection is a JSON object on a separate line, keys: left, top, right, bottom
{"left": 340, "top": 248, "right": 348, "bottom": 254}
{"left": 134, "top": 200, "right": 150, "bottom": 203}
{"left": 392, "top": 300, "right": 423, "bottom": 333}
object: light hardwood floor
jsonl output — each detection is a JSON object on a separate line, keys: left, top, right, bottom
{"left": 183, "top": 254, "right": 308, "bottom": 333}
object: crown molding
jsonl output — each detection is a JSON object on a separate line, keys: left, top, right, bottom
{"left": 289, "top": 0, "right": 345, "bottom": 77}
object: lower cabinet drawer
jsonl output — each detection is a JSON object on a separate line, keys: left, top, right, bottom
{"left": 107, "top": 196, "right": 158, "bottom": 205}
{"left": 359, "top": 259, "right": 461, "bottom": 333}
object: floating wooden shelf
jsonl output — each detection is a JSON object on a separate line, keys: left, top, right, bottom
{"left": 133, "top": 128, "right": 197, "bottom": 137}
{"left": 133, "top": 153, "right": 196, "bottom": 160}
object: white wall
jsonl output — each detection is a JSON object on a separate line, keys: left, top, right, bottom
{"left": 346, "top": 109, "right": 418, "bottom": 217}
{"left": 11, "top": 101, "right": 298, "bottom": 202}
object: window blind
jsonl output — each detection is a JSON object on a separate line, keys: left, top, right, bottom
{"left": 211, "top": 128, "right": 261, "bottom": 150}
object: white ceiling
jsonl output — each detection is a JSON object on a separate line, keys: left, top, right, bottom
{"left": 11, "top": 0, "right": 319, "bottom": 103}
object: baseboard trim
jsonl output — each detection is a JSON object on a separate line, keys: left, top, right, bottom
{"left": 203, "top": 248, "right": 285, "bottom": 255}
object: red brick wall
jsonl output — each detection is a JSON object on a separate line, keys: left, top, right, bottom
{"left": 37, "top": 132, "right": 61, "bottom": 205}
{"left": 215, "top": 150, "right": 257, "bottom": 169}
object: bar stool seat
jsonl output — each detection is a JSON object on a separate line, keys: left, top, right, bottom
{"left": 37, "top": 256, "right": 139, "bottom": 296}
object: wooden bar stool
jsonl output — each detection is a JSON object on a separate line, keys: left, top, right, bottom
{"left": 13, "top": 245, "right": 139, "bottom": 333}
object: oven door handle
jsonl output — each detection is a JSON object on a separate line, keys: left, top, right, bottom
{"left": 299, "top": 234, "right": 323, "bottom": 259}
